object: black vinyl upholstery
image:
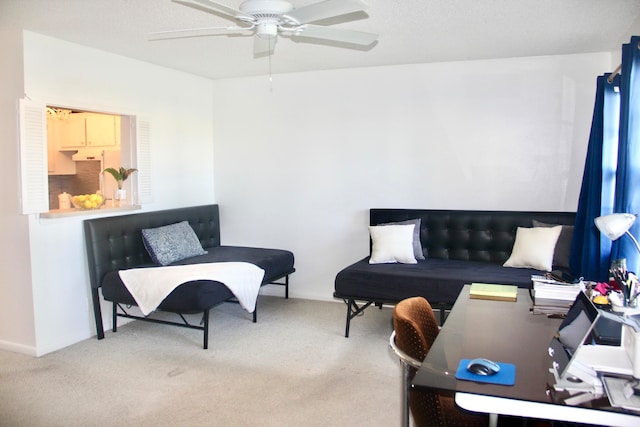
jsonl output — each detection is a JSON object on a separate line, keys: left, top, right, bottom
{"left": 334, "top": 209, "right": 575, "bottom": 336}
{"left": 84, "top": 205, "right": 223, "bottom": 290}
{"left": 83, "top": 205, "right": 295, "bottom": 347}
{"left": 335, "top": 257, "right": 540, "bottom": 305}
{"left": 101, "top": 271, "right": 235, "bottom": 313}
{"left": 369, "top": 209, "right": 576, "bottom": 264}
{"left": 100, "top": 246, "right": 295, "bottom": 313}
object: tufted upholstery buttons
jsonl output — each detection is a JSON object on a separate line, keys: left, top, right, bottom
{"left": 84, "top": 205, "right": 222, "bottom": 289}
{"left": 372, "top": 209, "right": 575, "bottom": 265}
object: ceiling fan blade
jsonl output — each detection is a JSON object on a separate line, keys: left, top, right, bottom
{"left": 293, "top": 24, "right": 377, "bottom": 46}
{"left": 148, "top": 26, "right": 253, "bottom": 41}
{"left": 172, "top": 0, "right": 249, "bottom": 21}
{"left": 286, "top": 0, "right": 369, "bottom": 24}
{"left": 254, "top": 36, "right": 277, "bottom": 56}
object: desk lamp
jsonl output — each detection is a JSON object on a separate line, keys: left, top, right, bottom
{"left": 595, "top": 214, "right": 640, "bottom": 382}
{"left": 595, "top": 213, "right": 640, "bottom": 307}
{"left": 594, "top": 213, "right": 640, "bottom": 253}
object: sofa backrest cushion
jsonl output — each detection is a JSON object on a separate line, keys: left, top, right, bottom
{"left": 84, "top": 204, "right": 221, "bottom": 289}
{"left": 370, "top": 209, "right": 575, "bottom": 265}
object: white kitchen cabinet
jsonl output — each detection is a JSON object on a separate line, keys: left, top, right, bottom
{"left": 86, "top": 113, "right": 118, "bottom": 147}
{"left": 58, "top": 113, "right": 120, "bottom": 149}
{"left": 58, "top": 113, "right": 87, "bottom": 149}
{"left": 47, "top": 118, "right": 76, "bottom": 175}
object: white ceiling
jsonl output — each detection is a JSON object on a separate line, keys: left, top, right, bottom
{"left": 3, "top": 0, "right": 640, "bottom": 80}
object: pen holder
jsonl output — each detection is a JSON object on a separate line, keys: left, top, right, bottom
{"left": 609, "top": 260, "right": 640, "bottom": 308}
{"left": 624, "top": 273, "right": 639, "bottom": 308}
{"left": 619, "top": 281, "right": 638, "bottom": 308}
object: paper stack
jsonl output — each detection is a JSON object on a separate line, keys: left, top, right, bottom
{"left": 531, "top": 275, "right": 583, "bottom": 315}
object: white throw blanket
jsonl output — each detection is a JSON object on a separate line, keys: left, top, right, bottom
{"left": 118, "top": 262, "right": 265, "bottom": 316}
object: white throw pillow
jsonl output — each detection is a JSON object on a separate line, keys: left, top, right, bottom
{"left": 503, "top": 226, "right": 562, "bottom": 271}
{"left": 378, "top": 218, "right": 425, "bottom": 260}
{"left": 369, "top": 224, "right": 417, "bottom": 264}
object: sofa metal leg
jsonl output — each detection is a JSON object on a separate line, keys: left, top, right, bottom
{"left": 345, "top": 301, "right": 352, "bottom": 338}
{"left": 344, "top": 299, "right": 374, "bottom": 338}
{"left": 285, "top": 275, "right": 289, "bottom": 299}
{"left": 203, "top": 310, "right": 209, "bottom": 350}
{"left": 264, "top": 272, "right": 293, "bottom": 299}
{"left": 109, "top": 305, "right": 212, "bottom": 349}
{"left": 91, "top": 287, "right": 105, "bottom": 340}
{"left": 112, "top": 302, "right": 118, "bottom": 332}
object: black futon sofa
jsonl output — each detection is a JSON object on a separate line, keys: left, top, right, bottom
{"left": 334, "top": 208, "right": 575, "bottom": 337}
{"left": 84, "top": 204, "right": 295, "bottom": 348}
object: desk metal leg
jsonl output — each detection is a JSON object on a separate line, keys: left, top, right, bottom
{"left": 489, "top": 413, "right": 498, "bottom": 427}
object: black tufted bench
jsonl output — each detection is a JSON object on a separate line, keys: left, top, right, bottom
{"left": 84, "top": 205, "right": 295, "bottom": 348}
{"left": 334, "top": 209, "right": 575, "bottom": 337}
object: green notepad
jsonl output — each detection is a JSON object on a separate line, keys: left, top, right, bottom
{"left": 469, "top": 283, "right": 517, "bottom": 302}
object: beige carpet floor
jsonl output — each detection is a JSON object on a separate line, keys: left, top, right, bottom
{"left": 0, "top": 296, "right": 400, "bottom": 427}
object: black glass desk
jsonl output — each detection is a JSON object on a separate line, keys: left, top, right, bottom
{"left": 412, "top": 285, "right": 640, "bottom": 426}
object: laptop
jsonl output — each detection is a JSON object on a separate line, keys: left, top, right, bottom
{"left": 548, "top": 291, "right": 632, "bottom": 391}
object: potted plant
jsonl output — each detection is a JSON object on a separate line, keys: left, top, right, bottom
{"left": 103, "top": 166, "right": 137, "bottom": 204}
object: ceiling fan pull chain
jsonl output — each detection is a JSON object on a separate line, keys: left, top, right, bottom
{"left": 269, "top": 38, "right": 273, "bottom": 92}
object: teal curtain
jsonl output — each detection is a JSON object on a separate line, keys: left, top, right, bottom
{"left": 611, "top": 36, "right": 640, "bottom": 273}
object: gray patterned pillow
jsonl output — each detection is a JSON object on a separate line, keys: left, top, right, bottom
{"left": 141, "top": 221, "right": 207, "bottom": 266}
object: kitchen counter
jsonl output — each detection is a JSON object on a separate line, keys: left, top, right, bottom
{"left": 41, "top": 204, "right": 141, "bottom": 219}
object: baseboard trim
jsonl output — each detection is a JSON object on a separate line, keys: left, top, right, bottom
{"left": 0, "top": 339, "right": 37, "bottom": 357}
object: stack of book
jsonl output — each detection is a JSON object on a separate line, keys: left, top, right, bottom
{"left": 531, "top": 275, "right": 583, "bottom": 316}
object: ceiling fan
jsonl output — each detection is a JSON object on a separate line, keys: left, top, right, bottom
{"left": 149, "top": 0, "right": 378, "bottom": 55}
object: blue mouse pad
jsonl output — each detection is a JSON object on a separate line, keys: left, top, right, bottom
{"left": 455, "top": 359, "right": 516, "bottom": 386}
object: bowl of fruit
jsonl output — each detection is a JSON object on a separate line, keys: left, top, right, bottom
{"left": 71, "top": 193, "right": 105, "bottom": 210}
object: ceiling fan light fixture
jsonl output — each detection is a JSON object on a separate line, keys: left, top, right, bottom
{"left": 257, "top": 22, "right": 278, "bottom": 39}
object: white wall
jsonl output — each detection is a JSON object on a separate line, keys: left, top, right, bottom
{"left": 211, "top": 53, "right": 611, "bottom": 301}
{"left": 0, "top": 29, "right": 37, "bottom": 354}
{"left": 0, "top": 28, "right": 612, "bottom": 355}
{"left": 0, "top": 31, "right": 217, "bottom": 356}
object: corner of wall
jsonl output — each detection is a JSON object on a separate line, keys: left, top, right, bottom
{"left": 0, "top": 28, "right": 37, "bottom": 353}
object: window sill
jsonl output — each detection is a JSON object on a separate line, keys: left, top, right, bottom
{"left": 40, "top": 204, "right": 141, "bottom": 219}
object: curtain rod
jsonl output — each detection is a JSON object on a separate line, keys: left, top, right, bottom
{"left": 605, "top": 41, "right": 640, "bottom": 84}
{"left": 607, "top": 64, "right": 622, "bottom": 84}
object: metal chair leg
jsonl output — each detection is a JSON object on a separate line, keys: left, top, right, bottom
{"left": 401, "top": 361, "right": 412, "bottom": 427}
